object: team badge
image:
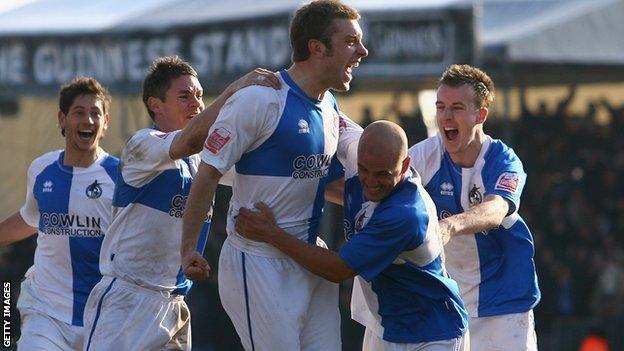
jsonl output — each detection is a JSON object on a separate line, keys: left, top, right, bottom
{"left": 495, "top": 172, "right": 520, "bottom": 193}
{"left": 86, "top": 180, "right": 102, "bottom": 199}
{"left": 204, "top": 127, "right": 232, "bottom": 154}
{"left": 354, "top": 212, "right": 368, "bottom": 232}
{"left": 469, "top": 184, "right": 482, "bottom": 206}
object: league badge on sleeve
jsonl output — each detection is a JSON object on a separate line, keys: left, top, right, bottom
{"left": 204, "top": 127, "right": 232, "bottom": 154}
{"left": 495, "top": 172, "right": 520, "bottom": 193}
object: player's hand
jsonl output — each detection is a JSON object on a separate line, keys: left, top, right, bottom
{"left": 235, "top": 202, "right": 278, "bottom": 243}
{"left": 225, "top": 68, "right": 281, "bottom": 96}
{"left": 182, "top": 251, "right": 210, "bottom": 281}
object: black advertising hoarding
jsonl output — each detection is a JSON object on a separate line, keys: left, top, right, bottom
{"left": 0, "top": 7, "right": 473, "bottom": 95}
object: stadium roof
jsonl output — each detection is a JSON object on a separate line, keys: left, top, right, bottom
{"left": 0, "top": 0, "right": 467, "bottom": 35}
{"left": 1, "top": 0, "right": 621, "bottom": 66}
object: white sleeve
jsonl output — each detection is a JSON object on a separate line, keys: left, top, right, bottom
{"left": 120, "top": 129, "right": 180, "bottom": 187}
{"left": 200, "top": 86, "right": 281, "bottom": 174}
{"left": 336, "top": 113, "right": 362, "bottom": 179}
{"left": 19, "top": 160, "right": 41, "bottom": 227}
{"left": 408, "top": 134, "right": 443, "bottom": 186}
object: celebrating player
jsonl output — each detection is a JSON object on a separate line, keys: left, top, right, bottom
{"left": 236, "top": 121, "right": 469, "bottom": 351}
{"left": 82, "top": 57, "right": 279, "bottom": 350}
{"left": 409, "top": 64, "right": 540, "bottom": 350}
{"left": 0, "top": 77, "right": 117, "bottom": 350}
{"left": 181, "top": 1, "right": 368, "bottom": 350}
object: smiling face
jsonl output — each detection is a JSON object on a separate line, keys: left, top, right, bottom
{"left": 357, "top": 121, "right": 410, "bottom": 202}
{"left": 436, "top": 83, "right": 488, "bottom": 167}
{"left": 58, "top": 94, "right": 109, "bottom": 154}
{"left": 150, "top": 75, "right": 204, "bottom": 132}
{"left": 320, "top": 18, "right": 368, "bottom": 92}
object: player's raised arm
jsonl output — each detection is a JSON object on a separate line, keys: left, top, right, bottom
{"left": 0, "top": 212, "right": 37, "bottom": 245}
{"left": 181, "top": 161, "right": 223, "bottom": 280}
{"left": 169, "top": 69, "right": 281, "bottom": 160}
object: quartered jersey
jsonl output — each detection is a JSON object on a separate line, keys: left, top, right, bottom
{"left": 19, "top": 150, "right": 118, "bottom": 326}
{"left": 99, "top": 128, "right": 209, "bottom": 294}
{"left": 200, "top": 70, "right": 354, "bottom": 255}
{"left": 409, "top": 134, "right": 540, "bottom": 317}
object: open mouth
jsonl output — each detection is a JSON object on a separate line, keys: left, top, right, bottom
{"left": 345, "top": 61, "right": 359, "bottom": 77}
{"left": 443, "top": 127, "right": 458, "bottom": 141}
{"left": 78, "top": 130, "right": 94, "bottom": 140}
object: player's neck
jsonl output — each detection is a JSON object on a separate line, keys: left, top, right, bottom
{"left": 449, "top": 131, "right": 484, "bottom": 168}
{"left": 63, "top": 146, "right": 101, "bottom": 168}
{"left": 287, "top": 64, "right": 328, "bottom": 101}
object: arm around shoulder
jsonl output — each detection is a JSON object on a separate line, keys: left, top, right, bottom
{"left": 0, "top": 212, "right": 37, "bottom": 245}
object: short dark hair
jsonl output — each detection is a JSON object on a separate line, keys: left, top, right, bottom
{"left": 439, "top": 64, "right": 495, "bottom": 108}
{"left": 58, "top": 77, "right": 111, "bottom": 136}
{"left": 290, "top": 0, "right": 360, "bottom": 62}
{"left": 142, "top": 56, "right": 197, "bottom": 120}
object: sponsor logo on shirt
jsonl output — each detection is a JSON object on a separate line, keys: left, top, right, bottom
{"left": 85, "top": 180, "right": 103, "bottom": 199}
{"left": 40, "top": 212, "right": 103, "bottom": 237}
{"left": 343, "top": 219, "right": 354, "bottom": 241}
{"left": 440, "top": 209, "right": 452, "bottom": 219}
{"left": 204, "top": 127, "right": 232, "bottom": 154}
{"left": 292, "top": 154, "right": 331, "bottom": 179}
{"left": 440, "top": 182, "right": 454, "bottom": 196}
{"left": 495, "top": 172, "right": 520, "bottom": 193}
{"left": 169, "top": 194, "right": 187, "bottom": 218}
{"left": 298, "top": 119, "right": 310, "bottom": 134}
{"left": 43, "top": 180, "right": 53, "bottom": 193}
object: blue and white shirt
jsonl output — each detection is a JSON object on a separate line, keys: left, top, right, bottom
{"left": 99, "top": 128, "right": 209, "bottom": 294}
{"left": 409, "top": 134, "right": 540, "bottom": 317}
{"left": 19, "top": 149, "right": 118, "bottom": 326}
{"left": 200, "top": 70, "right": 354, "bottom": 255}
{"left": 339, "top": 153, "right": 467, "bottom": 343}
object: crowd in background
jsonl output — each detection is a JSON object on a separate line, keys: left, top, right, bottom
{"left": 3, "top": 86, "right": 624, "bottom": 350}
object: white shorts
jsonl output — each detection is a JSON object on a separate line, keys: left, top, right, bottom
{"left": 17, "top": 273, "right": 83, "bottom": 351}
{"left": 218, "top": 237, "right": 341, "bottom": 351}
{"left": 469, "top": 310, "right": 537, "bottom": 351}
{"left": 83, "top": 276, "right": 191, "bottom": 351}
{"left": 362, "top": 328, "right": 467, "bottom": 351}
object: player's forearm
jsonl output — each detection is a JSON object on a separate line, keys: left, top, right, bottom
{"left": 170, "top": 94, "right": 230, "bottom": 159}
{"left": 324, "top": 178, "right": 345, "bottom": 206}
{"left": 267, "top": 231, "right": 355, "bottom": 283}
{"left": 440, "top": 195, "right": 508, "bottom": 237}
{"left": 181, "top": 169, "right": 220, "bottom": 255}
{"left": 0, "top": 212, "right": 37, "bottom": 245}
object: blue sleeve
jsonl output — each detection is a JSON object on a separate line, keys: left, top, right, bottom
{"left": 325, "top": 155, "right": 345, "bottom": 183}
{"left": 483, "top": 144, "right": 526, "bottom": 214}
{"left": 339, "top": 206, "right": 423, "bottom": 281}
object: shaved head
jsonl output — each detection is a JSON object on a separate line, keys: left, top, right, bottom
{"left": 358, "top": 120, "right": 408, "bottom": 164}
{"left": 357, "top": 120, "right": 410, "bottom": 202}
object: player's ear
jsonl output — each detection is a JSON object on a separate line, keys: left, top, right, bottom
{"left": 147, "top": 96, "right": 162, "bottom": 118}
{"left": 401, "top": 155, "right": 411, "bottom": 174}
{"left": 476, "top": 107, "right": 488, "bottom": 125}
{"left": 308, "top": 39, "right": 327, "bottom": 58}
{"left": 57, "top": 110, "right": 67, "bottom": 137}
